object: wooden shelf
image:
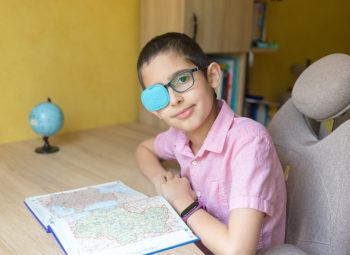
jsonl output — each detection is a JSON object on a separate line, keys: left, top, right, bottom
{"left": 251, "top": 47, "right": 278, "bottom": 53}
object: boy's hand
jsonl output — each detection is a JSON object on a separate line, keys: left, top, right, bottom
{"left": 151, "top": 171, "right": 174, "bottom": 195}
{"left": 159, "top": 175, "right": 197, "bottom": 212}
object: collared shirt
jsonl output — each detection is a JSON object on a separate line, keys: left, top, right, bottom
{"left": 154, "top": 100, "right": 286, "bottom": 250}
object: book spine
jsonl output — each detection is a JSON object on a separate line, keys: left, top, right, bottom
{"left": 215, "top": 70, "right": 225, "bottom": 99}
{"left": 221, "top": 64, "right": 229, "bottom": 101}
{"left": 48, "top": 225, "right": 69, "bottom": 255}
{"left": 260, "top": 2, "right": 267, "bottom": 43}
{"left": 231, "top": 57, "right": 239, "bottom": 112}
{"left": 252, "top": 2, "right": 267, "bottom": 45}
{"left": 23, "top": 201, "right": 50, "bottom": 233}
{"left": 226, "top": 71, "right": 233, "bottom": 106}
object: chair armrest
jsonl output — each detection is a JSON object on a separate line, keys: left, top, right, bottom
{"left": 257, "top": 244, "right": 308, "bottom": 255}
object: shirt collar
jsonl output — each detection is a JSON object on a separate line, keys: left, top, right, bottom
{"left": 175, "top": 100, "right": 235, "bottom": 157}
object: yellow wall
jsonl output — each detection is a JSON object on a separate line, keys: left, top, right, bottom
{"left": 0, "top": 0, "right": 139, "bottom": 144}
{"left": 250, "top": 0, "right": 350, "bottom": 102}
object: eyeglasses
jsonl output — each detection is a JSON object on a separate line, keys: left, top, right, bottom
{"left": 141, "top": 66, "right": 206, "bottom": 112}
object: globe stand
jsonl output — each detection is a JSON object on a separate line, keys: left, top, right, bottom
{"left": 35, "top": 136, "right": 59, "bottom": 154}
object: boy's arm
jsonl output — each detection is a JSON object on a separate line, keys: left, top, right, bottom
{"left": 135, "top": 137, "right": 172, "bottom": 193}
{"left": 164, "top": 178, "right": 264, "bottom": 255}
{"left": 171, "top": 195, "right": 263, "bottom": 255}
{"left": 188, "top": 206, "right": 263, "bottom": 255}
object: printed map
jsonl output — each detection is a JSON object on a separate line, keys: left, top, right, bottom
{"left": 64, "top": 196, "right": 186, "bottom": 253}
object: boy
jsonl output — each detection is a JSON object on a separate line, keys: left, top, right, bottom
{"left": 136, "top": 32, "right": 286, "bottom": 255}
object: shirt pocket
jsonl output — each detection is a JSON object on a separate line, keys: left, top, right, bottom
{"left": 204, "top": 180, "right": 230, "bottom": 224}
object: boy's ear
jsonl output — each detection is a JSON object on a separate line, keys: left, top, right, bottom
{"left": 206, "top": 62, "right": 221, "bottom": 89}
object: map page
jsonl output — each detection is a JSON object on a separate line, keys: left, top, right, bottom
{"left": 50, "top": 196, "right": 198, "bottom": 255}
{"left": 24, "top": 181, "right": 147, "bottom": 231}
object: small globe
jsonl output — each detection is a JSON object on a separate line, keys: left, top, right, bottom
{"left": 29, "top": 101, "right": 64, "bottom": 137}
{"left": 29, "top": 98, "right": 64, "bottom": 153}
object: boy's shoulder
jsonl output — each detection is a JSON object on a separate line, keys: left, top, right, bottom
{"left": 216, "top": 100, "right": 270, "bottom": 140}
{"left": 228, "top": 115, "right": 272, "bottom": 142}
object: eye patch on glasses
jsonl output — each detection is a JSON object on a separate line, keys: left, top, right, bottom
{"left": 141, "top": 66, "right": 205, "bottom": 112}
{"left": 141, "top": 84, "right": 170, "bottom": 111}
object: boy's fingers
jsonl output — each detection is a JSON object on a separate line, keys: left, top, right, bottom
{"left": 160, "top": 175, "right": 167, "bottom": 183}
{"left": 165, "top": 171, "right": 174, "bottom": 181}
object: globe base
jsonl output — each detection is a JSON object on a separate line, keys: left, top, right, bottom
{"left": 35, "top": 136, "right": 60, "bottom": 154}
{"left": 35, "top": 146, "right": 59, "bottom": 154}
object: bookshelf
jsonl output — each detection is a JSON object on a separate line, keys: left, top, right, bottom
{"left": 245, "top": 0, "right": 280, "bottom": 126}
{"left": 138, "top": 0, "right": 274, "bottom": 128}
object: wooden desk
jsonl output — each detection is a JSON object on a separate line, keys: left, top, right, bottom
{"left": 0, "top": 123, "right": 203, "bottom": 255}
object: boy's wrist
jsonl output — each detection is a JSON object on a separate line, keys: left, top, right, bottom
{"left": 180, "top": 199, "right": 205, "bottom": 223}
{"left": 172, "top": 196, "right": 196, "bottom": 214}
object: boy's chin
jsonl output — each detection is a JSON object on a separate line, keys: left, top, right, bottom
{"left": 167, "top": 120, "right": 202, "bottom": 133}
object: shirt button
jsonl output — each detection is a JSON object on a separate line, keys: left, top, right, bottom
{"left": 191, "top": 160, "right": 198, "bottom": 166}
{"left": 196, "top": 191, "right": 201, "bottom": 198}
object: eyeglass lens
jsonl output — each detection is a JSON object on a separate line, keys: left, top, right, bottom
{"left": 169, "top": 71, "right": 194, "bottom": 92}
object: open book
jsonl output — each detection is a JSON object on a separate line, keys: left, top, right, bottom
{"left": 24, "top": 181, "right": 198, "bottom": 255}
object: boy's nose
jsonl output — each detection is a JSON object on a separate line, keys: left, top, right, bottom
{"left": 168, "top": 88, "right": 184, "bottom": 106}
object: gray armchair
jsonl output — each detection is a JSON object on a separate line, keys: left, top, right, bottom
{"left": 259, "top": 53, "right": 350, "bottom": 255}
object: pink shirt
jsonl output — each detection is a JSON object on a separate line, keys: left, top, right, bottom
{"left": 154, "top": 100, "right": 286, "bottom": 250}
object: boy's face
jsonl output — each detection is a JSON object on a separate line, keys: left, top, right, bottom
{"left": 140, "top": 51, "right": 220, "bottom": 133}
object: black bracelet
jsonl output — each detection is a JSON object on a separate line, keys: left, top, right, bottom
{"left": 180, "top": 199, "right": 205, "bottom": 223}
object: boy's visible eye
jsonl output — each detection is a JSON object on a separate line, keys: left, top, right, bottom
{"left": 178, "top": 74, "right": 190, "bottom": 83}
{"left": 175, "top": 73, "right": 191, "bottom": 85}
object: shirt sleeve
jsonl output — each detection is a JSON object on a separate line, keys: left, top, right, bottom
{"left": 153, "top": 127, "right": 177, "bottom": 161}
{"left": 229, "top": 132, "right": 283, "bottom": 217}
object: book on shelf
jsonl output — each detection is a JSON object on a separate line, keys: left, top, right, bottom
{"left": 208, "top": 55, "right": 239, "bottom": 112}
{"left": 24, "top": 181, "right": 198, "bottom": 255}
{"left": 251, "top": 1, "right": 267, "bottom": 47}
{"left": 243, "top": 95, "right": 279, "bottom": 126}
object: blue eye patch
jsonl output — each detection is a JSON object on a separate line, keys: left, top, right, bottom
{"left": 141, "top": 84, "right": 170, "bottom": 112}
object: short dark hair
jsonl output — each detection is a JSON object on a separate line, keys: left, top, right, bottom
{"left": 137, "top": 32, "right": 209, "bottom": 88}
